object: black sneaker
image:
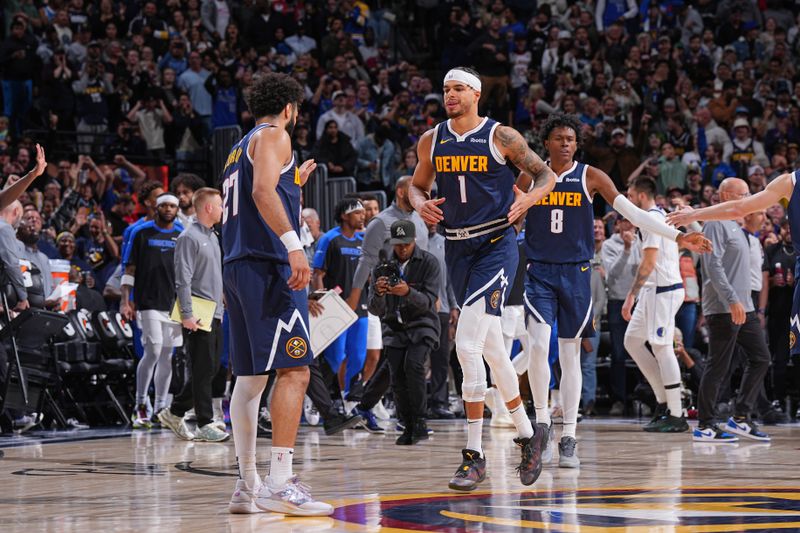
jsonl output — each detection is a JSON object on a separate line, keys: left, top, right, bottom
{"left": 647, "top": 411, "right": 690, "bottom": 433}
{"left": 323, "top": 412, "right": 362, "bottom": 436}
{"left": 396, "top": 420, "right": 416, "bottom": 445}
{"left": 412, "top": 419, "right": 429, "bottom": 442}
{"left": 514, "top": 422, "right": 548, "bottom": 486}
{"left": 643, "top": 403, "right": 668, "bottom": 432}
{"left": 448, "top": 449, "right": 486, "bottom": 491}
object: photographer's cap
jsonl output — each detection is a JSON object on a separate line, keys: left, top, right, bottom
{"left": 389, "top": 220, "right": 416, "bottom": 244}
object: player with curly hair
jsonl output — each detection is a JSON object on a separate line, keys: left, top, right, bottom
{"left": 519, "top": 113, "right": 711, "bottom": 468}
{"left": 219, "top": 72, "right": 331, "bottom": 516}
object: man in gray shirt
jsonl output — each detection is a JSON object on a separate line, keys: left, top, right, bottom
{"left": 158, "top": 188, "right": 229, "bottom": 443}
{"left": 697, "top": 178, "right": 770, "bottom": 443}
{"left": 0, "top": 201, "right": 29, "bottom": 312}
{"left": 17, "top": 208, "right": 52, "bottom": 307}
{"left": 600, "top": 215, "right": 640, "bottom": 414}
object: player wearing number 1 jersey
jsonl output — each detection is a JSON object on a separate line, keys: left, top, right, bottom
{"left": 220, "top": 73, "right": 332, "bottom": 517}
{"left": 519, "top": 114, "right": 712, "bottom": 468}
{"left": 410, "top": 67, "right": 557, "bottom": 491}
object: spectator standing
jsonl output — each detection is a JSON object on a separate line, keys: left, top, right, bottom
{"left": 17, "top": 208, "right": 53, "bottom": 301}
{"left": 171, "top": 94, "right": 207, "bottom": 171}
{"left": 695, "top": 178, "right": 771, "bottom": 442}
{"left": 0, "top": 20, "right": 38, "bottom": 137}
{"left": 368, "top": 220, "right": 440, "bottom": 445}
{"left": 178, "top": 51, "right": 212, "bottom": 135}
{"left": 171, "top": 173, "right": 205, "bottom": 227}
{"left": 127, "top": 94, "right": 173, "bottom": 159}
{"left": 658, "top": 143, "right": 688, "bottom": 194}
{"left": 72, "top": 60, "right": 113, "bottom": 154}
{"left": 730, "top": 118, "right": 769, "bottom": 179}
{"left": 467, "top": 17, "right": 509, "bottom": 117}
{"left": 158, "top": 188, "right": 230, "bottom": 442}
{"left": 316, "top": 90, "right": 365, "bottom": 149}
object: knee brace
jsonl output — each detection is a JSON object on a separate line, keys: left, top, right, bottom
{"left": 456, "top": 301, "right": 491, "bottom": 402}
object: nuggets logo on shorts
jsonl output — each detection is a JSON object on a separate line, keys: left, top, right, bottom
{"left": 657, "top": 327, "right": 665, "bottom": 337}
{"left": 285, "top": 337, "right": 308, "bottom": 358}
{"left": 490, "top": 289, "right": 501, "bottom": 309}
{"left": 791, "top": 332, "right": 796, "bottom": 349}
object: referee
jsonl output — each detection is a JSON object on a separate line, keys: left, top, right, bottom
{"left": 159, "top": 188, "right": 230, "bottom": 442}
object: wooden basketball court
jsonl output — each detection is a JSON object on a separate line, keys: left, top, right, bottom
{"left": 1, "top": 419, "right": 799, "bottom": 532}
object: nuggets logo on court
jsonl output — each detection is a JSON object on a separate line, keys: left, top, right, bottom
{"left": 285, "top": 337, "right": 307, "bottom": 358}
{"left": 489, "top": 290, "right": 501, "bottom": 309}
{"left": 332, "top": 487, "right": 800, "bottom": 531}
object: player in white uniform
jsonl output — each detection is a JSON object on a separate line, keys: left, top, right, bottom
{"left": 622, "top": 177, "right": 690, "bottom": 432}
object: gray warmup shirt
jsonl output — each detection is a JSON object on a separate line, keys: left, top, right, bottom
{"left": 701, "top": 220, "right": 753, "bottom": 316}
{"left": 174, "top": 222, "right": 224, "bottom": 320}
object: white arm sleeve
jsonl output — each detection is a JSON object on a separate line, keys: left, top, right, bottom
{"left": 613, "top": 195, "right": 681, "bottom": 241}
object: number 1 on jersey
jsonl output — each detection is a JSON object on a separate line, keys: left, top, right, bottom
{"left": 551, "top": 209, "right": 563, "bottom": 233}
{"left": 222, "top": 170, "right": 239, "bottom": 224}
{"left": 458, "top": 175, "right": 467, "bottom": 203}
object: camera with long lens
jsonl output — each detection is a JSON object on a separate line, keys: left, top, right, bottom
{"left": 374, "top": 249, "right": 401, "bottom": 287}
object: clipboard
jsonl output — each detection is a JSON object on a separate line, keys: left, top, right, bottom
{"left": 309, "top": 290, "right": 358, "bottom": 356}
{"left": 171, "top": 296, "right": 217, "bottom": 332}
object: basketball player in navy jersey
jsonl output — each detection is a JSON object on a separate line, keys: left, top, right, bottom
{"left": 221, "top": 73, "right": 332, "bottom": 516}
{"left": 519, "top": 114, "right": 711, "bottom": 468}
{"left": 410, "top": 66, "right": 557, "bottom": 490}
{"left": 668, "top": 171, "right": 800, "bottom": 441}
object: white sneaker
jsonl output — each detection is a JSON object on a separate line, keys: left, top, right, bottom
{"left": 372, "top": 400, "right": 391, "bottom": 421}
{"left": 211, "top": 418, "right": 227, "bottom": 432}
{"left": 157, "top": 409, "right": 195, "bottom": 440}
{"left": 194, "top": 423, "right": 230, "bottom": 442}
{"left": 229, "top": 478, "right": 263, "bottom": 514}
{"left": 304, "top": 395, "right": 320, "bottom": 426}
{"left": 255, "top": 476, "right": 334, "bottom": 516}
{"left": 183, "top": 408, "right": 196, "bottom": 422}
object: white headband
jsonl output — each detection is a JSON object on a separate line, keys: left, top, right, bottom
{"left": 443, "top": 69, "right": 482, "bottom": 92}
{"left": 156, "top": 194, "right": 179, "bottom": 207}
{"left": 344, "top": 201, "right": 364, "bottom": 215}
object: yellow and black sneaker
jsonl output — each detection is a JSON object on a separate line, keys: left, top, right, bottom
{"left": 448, "top": 449, "right": 486, "bottom": 491}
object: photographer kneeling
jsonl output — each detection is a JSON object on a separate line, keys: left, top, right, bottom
{"left": 369, "top": 220, "right": 440, "bottom": 445}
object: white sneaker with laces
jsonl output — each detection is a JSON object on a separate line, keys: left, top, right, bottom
{"left": 157, "top": 409, "right": 195, "bottom": 440}
{"left": 229, "top": 478, "right": 263, "bottom": 514}
{"left": 255, "top": 476, "right": 334, "bottom": 516}
{"left": 194, "top": 423, "right": 230, "bottom": 442}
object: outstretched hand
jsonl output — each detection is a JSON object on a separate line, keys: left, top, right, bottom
{"left": 666, "top": 206, "right": 696, "bottom": 227}
{"left": 298, "top": 159, "right": 317, "bottom": 186}
{"left": 418, "top": 197, "right": 445, "bottom": 224}
{"left": 507, "top": 184, "right": 536, "bottom": 224}
{"left": 677, "top": 231, "right": 712, "bottom": 253}
{"left": 31, "top": 144, "right": 47, "bottom": 179}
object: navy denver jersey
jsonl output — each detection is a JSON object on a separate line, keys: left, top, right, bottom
{"left": 788, "top": 170, "right": 800, "bottom": 355}
{"left": 221, "top": 123, "right": 302, "bottom": 264}
{"left": 431, "top": 117, "right": 515, "bottom": 228}
{"left": 525, "top": 161, "right": 594, "bottom": 263}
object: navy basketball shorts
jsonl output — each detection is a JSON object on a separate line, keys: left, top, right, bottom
{"left": 524, "top": 260, "right": 596, "bottom": 339}
{"left": 223, "top": 258, "right": 313, "bottom": 375}
{"left": 791, "top": 282, "right": 800, "bottom": 356}
{"left": 445, "top": 227, "right": 518, "bottom": 317}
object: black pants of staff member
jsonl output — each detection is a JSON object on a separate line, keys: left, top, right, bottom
{"left": 428, "top": 313, "right": 451, "bottom": 410}
{"left": 170, "top": 319, "right": 222, "bottom": 428}
{"left": 386, "top": 342, "right": 431, "bottom": 424}
{"left": 698, "top": 312, "right": 770, "bottom": 426}
{"left": 305, "top": 356, "right": 339, "bottom": 419}
{"left": 358, "top": 351, "right": 391, "bottom": 410}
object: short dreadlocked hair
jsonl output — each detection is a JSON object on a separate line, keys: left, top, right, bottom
{"left": 246, "top": 73, "right": 305, "bottom": 119}
{"left": 539, "top": 113, "right": 583, "bottom": 147}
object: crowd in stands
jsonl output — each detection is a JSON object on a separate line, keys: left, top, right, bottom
{"left": 1, "top": 0, "right": 800, "bottom": 427}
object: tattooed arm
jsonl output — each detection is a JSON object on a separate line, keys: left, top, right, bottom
{"left": 494, "top": 126, "right": 556, "bottom": 223}
{"left": 621, "top": 247, "right": 657, "bottom": 321}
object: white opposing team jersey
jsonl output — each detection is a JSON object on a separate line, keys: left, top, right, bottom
{"left": 639, "top": 207, "right": 682, "bottom": 288}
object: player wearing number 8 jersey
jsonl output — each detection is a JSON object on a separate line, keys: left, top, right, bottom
{"left": 519, "top": 114, "right": 712, "bottom": 468}
{"left": 220, "top": 73, "right": 333, "bottom": 517}
{"left": 410, "top": 66, "right": 557, "bottom": 491}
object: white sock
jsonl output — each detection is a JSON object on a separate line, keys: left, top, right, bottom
{"left": 651, "top": 343, "right": 683, "bottom": 416}
{"left": 268, "top": 447, "right": 294, "bottom": 487}
{"left": 624, "top": 334, "right": 667, "bottom": 404}
{"left": 527, "top": 322, "right": 552, "bottom": 426}
{"left": 466, "top": 418, "right": 483, "bottom": 455}
{"left": 231, "top": 375, "right": 267, "bottom": 490}
{"left": 213, "top": 397, "right": 224, "bottom": 419}
{"left": 509, "top": 405, "right": 533, "bottom": 439}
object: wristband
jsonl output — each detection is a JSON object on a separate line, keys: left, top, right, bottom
{"left": 121, "top": 274, "right": 135, "bottom": 287}
{"left": 280, "top": 231, "right": 303, "bottom": 253}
